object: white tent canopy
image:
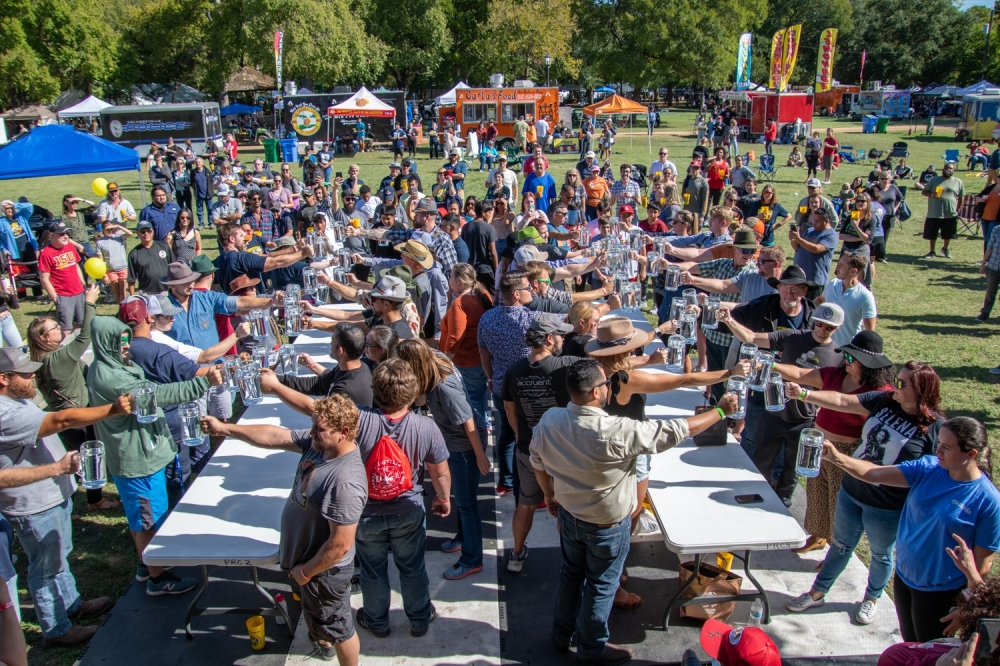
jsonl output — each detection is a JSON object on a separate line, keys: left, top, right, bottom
{"left": 328, "top": 87, "right": 396, "bottom": 118}
{"left": 56, "top": 95, "right": 112, "bottom": 119}
{"left": 436, "top": 81, "right": 471, "bottom": 107}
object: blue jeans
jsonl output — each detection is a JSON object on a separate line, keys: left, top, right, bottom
{"left": 195, "top": 196, "right": 212, "bottom": 227}
{"left": 448, "top": 450, "right": 483, "bottom": 568}
{"left": 813, "top": 488, "right": 901, "bottom": 600}
{"left": 492, "top": 393, "right": 515, "bottom": 488}
{"left": 458, "top": 365, "right": 490, "bottom": 427}
{"left": 478, "top": 155, "right": 496, "bottom": 171}
{"left": 983, "top": 220, "right": 998, "bottom": 253}
{"left": 0, "top": 313, "right": 23, "bottom": 348}
{"left": 740, "top": 398, "right": 767, "bottom": 459}
{"left": 356, "top": 507, "right": 433, "bottom": 633}
{"left": 552, "top": 509, "right": 631, "bottom": 657}
{"left": 7, "top": 499, "right": 82, "bottom": 638}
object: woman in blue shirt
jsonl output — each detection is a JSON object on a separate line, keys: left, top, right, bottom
{"left": 822, "top": 415, "right": 1000, "bottom": 643}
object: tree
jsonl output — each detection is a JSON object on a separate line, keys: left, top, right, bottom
{"left": 440, "top": 0, "right": 490, "bottom": 84}
{"left": 472, "top": 0, "right": 579, "bottom": 84}
{"left": 360, "top": 0, "right": 452, "bottom": 91}
{"left": 24, "top": 0, "right": 121, "bottom": 95}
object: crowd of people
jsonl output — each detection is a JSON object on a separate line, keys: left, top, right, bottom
{"left": 0, "top": 116, "right": 999, "bottom": 666}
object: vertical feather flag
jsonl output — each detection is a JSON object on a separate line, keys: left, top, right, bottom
{"left": 769, "top": 30, "right": 787, "bottom": 90}
{"left": 274, "top": 31, "right": 284, "bottom": 90}
{"left": 779, "top": 24, "right": 802, "bottom": 91}
{"left": 815, "top": 29, "right": 838, "bottom": 92}
{"left": 736, "top": 33, "right": 753, "bottom": 91}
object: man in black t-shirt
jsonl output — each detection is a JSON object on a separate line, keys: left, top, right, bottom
{"left": 270, "top": 322, "right": 374, "bottom": 408}
{"left": 461, "top": 202, "right": 499, "bottom": 275}
{"left": 500, "top": 314, "right": 581, "bottom": 573}
{"left": 215, "top": 222, "right": 311, "bottom": 295}
{"left": 724, "top": 302, "right": 846, "bottom": 505}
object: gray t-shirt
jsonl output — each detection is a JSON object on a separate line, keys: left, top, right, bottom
{"left": 794, "top": 226, "right": 838, "bottom": 286}
{"left": 96, "top": 231, "right": 129, "bottom": 271}
{"left": 732, "top": 272, "right": 778, "bottom": 304}
{"left": 279, "top": 433, "right": 367, "bottom": 571}
{"left": 0, "top": 396, "right": 76, "bottom": 516}
{"left": 356, "top": 408, "right": 449, "bottom": 516}
{"left": 425, "top": 370, "right": 483, "bottom": 453}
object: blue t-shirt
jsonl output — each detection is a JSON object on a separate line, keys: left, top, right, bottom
{"left": 896, "top": 455, "right": 1000, "bottom": 591}
{"left": 522, "top": 173, "right": 557, "bottom": 211}
{"left": 129, "top": 336, "right": 201, "bottom": 445}
{"left": 794, "top": 226, "right": 838, "bottom": 286}
{"left": 264, "top": 260, "right": 306, "bottom": 291}
{"left": 759, "top": 203, "right": 789, "bottom": 246}
{"left": 453, "top": 237, "right": 470, "bottom": 264}
{"left": 444, "top": 160, "right": 468, "bottom": 185}
{"left": 216, "top": 250, "right": 267, "bottom": 295}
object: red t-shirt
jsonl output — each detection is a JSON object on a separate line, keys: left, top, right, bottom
{"left": 764, "top": 122, "right": 778, "bottom": 141}
{"left": 639, "top": 219, "right": 668, "bottom": 251}
{"left": 823, "top": 136, "right": 839, "bottom": 156}
{"left": 814, "top": 366, "right": 890, "bottom": 439}
{"left": 707, "top": 159, "right": 729, "bottom": 190}
{"left": 38, "top": 245, "right": 84, "bottom": 297}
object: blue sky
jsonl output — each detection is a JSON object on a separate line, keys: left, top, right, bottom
{"left": 964, "top": 0, "right": 993, "bottom": 7}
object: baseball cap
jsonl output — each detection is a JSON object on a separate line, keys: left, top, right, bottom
{"left": 49, "top": 222, "right": 70, "bottom": 235}
{"left": 700, "top": 620, "right": 781, "bottom": 666}
{"left": 414, "top": 198, "right": 437, "bottom": 214}
{"left": 147, "top": 293, "right": 182, "bottom": 317}
{"left": 382, "top": 187, "right": 396, "bottom": 201}
{"left": 448, "top": 148, "right": 460, "bottom": 157}
{"left": 117, "top": 296, "right": 148, "bottom": 326}
{"left": 514, "top": 244, "right": 548, "bottom": 265}
{"left": 529, "top": 313, "right": 574, "bottom": 336}
{"left": 275, "top": 236, "right": 297, "bottom": 247}
{"left": 585, "top": 151, "right": 596, "bottom": 159}
{"left": 389, "top": 161, "right": 401, "bottom": 169}
{"left": 806, "top": 177, "right": 822, "bottom": 188}
{"left": 106, "top": 182, "right": 120, "bottom": 191}
{"left": 217, "top": 183, "right": 231, "bottom": 196}
{"left": 136, "top": 220, "right": 154, "bottom": 231}
{"left": 303, "top": 188, "right": 315, "bottom": 197}
{"left": 619, "top": 205, "right": 635, "bottom": 214}
{"left": 498, "top": 154, "right": 508, "bottom": 162}
{"left": 812, "top": 302, "right": 845, "bottom": 327}
{"left": 589, "top": 165, "right": 601, "bottom": 172}
{"left": 0, "top": 348, "right": 41, "bottom": 374}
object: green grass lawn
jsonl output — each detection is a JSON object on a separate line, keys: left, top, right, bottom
{"left": 4, "top": 108, "right": 997, "bottom": 663}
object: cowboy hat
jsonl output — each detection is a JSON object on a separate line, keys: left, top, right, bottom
{"left": 766, "top": 265, "right": 815, "bottom": 289}
{"left": 585, "top": 317, "right": 654, "bottom": 356}
{"left": 393, "top": 239, "right": 434, "bottom": 269}
{"left": 835, "top": 330, "right": 894, "bottom": 369}
{"left": 161, "top": 261, "right": 202, "bottom": 286}
{"left": 228, "top": 274, "right": 260, "bottom": 293}
{"left": 731, "top": 229, "right": 760, "bottom": 249}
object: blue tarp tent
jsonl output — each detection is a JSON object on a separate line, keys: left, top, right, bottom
{"left": 220, "top": 102, "right": 262, "bottom": 115}
{"left": 957, "top": 80, "right": 999, "bottom": 96}
{"left": 0, "top": 124, "right": 139, "bottom": 180}
{"left": 595, "top": 86, "right": 615, "bottom": 93}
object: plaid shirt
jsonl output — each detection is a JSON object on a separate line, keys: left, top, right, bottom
{"left": 610, "top": 179, "right": 641, "bottom": 213}
{"left": 384, "top": 225, "right": 458, "bottom": 274}
{"left": 988, "top": 225, "right": 1000, "bottom": 272}
{"left": 696, "top": 258, "right": 756, "bottom": 347}
{"left": 241, "top": 209, "right": 281, "bottom": 247}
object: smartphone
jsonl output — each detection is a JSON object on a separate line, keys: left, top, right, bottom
{"left": 976, "top": 619, "right": 1000, "bottom": 664}
{"left": 735, "top": 494, "right": 764, "bottom": 504}
{"left": 789, "top": 223, "right": 798, "bottom": 232}
{"left": 335, "top": 172, "right": 342, "bottom": 179}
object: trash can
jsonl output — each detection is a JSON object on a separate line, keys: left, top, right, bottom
{"left": 876, "top": 116, "right": 890, "bottom": 133}
{"left": 862, "top": 116, "right": 878, "bottom": 133}
{"left": 263, "top": 138, "right": 280, "bottom": 164}
{"left": 279, "top": 138, "right": 298, "bottom": 163}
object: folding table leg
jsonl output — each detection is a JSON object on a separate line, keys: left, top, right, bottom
{"left": 251, "top": 566, "right": 294, "bottom": 637}
{"left": 185, "top": 565, "right": 210, "bottom": 640}
{"left": 662, "top": 553, "right": 703, "bottom": 630}
{"left": 741, "top": 550, "right": 770, "bottom": 624}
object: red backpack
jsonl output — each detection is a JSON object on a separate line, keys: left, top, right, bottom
{"left": 364, "top": 433, "right": 414, "bottom": 501}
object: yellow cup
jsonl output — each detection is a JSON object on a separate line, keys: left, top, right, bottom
{"left": 799, "top": 205, "right": 808, "bottom": 214}
{"left": 851, "top": 210, "right": 860, "bottom": 220}
{"left": 246, "top": 615, "right": 265, "bottom": 650}
{"left": 716, "top": 551, "right": 735, "bottom": 572}
{"left": 642, "top": 195, "right": 649, "bottom": 207}
{"left": 536, "top": 185, "right": 544, "bottom": 196}
{"left": 935, "top": 186, "right": 943, "bottom": 197}
{"left": 684, "top": 193, "right": 691, "bottom": 205}
{"left": 760, "top": 206, "right": 770, "bottom": 218}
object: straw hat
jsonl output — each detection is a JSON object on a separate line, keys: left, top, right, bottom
{"left": 585, "top": 317, "right": 653, "bottom": 356}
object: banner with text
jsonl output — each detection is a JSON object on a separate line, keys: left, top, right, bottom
{"left": 736, "top": 32, "right": 753, "bottom": 91}
{"left": 769, "top": 29, "right": 787, "bottom": 90}
{"left": 274, "top": 31, "right": 284, "bottom": 90}
{"left": 780, "top": 24, "right": 802, "bottom": 91}
{"left": 815, "top": 28, "right": 838, "bottom": 92}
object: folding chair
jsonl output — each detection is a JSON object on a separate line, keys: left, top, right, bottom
{"left": 891, "top": 141, "right": 910, "bottom": 158}
{"left": 839, "top": 145, "right": 856, "bottom": 163}
{"left": 504, "top": 144, "right": 525, "bottom": 172}
{"left": 943, "top": 149, "right": 960, "bottom": 165}
{"left": 868, "top": 148, "right": 884, "bottom": 163}
{"left": 958, "top": 194, "right": 980, "bottom": 237}
{"left": 856, "top": 149, "right": 868, "bottom": 165}
{"left": 757, "top": 153, "right": 778, "bottom": 183}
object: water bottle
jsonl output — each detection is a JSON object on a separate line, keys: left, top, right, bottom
{"left": 749, "top": 598, "right": 763, "bottom": 626}
{"left": 274, "top": 593, "right": 287, "bottom": 625}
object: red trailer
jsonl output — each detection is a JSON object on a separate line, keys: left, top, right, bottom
{"left": 721, "top": 90, "right": 814, "bottom": 137}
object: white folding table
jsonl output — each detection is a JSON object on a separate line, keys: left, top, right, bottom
{"left": 606, "top": 309, "right": 808, "bottom": 629}
{"left": 143, "top": 321, "right": 345, "bottom": 638}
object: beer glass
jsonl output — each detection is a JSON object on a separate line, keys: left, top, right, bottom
{"left": 796, "top": 428, "right": 825, "bottom": 478}
{"left": 579, "top": 226, "right": 591, "bottom": 247}
{"left": 765, "top": 373, "right": 785, "bottom": 412}
{"left": 669, "top": 297, "right": 686, "bottom": 322}
{"left": 251, "top": 345, "right": 269, "bottom": 371}
{"left": 682, "top": 288, "right": 697, "bottom": 308}
{"left": 279, "top": 344, "right": 298, "bottom": 376}
{"left": 680, "top": 311, "right": 697, "bottom": 344}
{"left": 726, "top": 375, "right": 747, "bottom": 419}
{"left": 134, "top": 381, "right": 158, "bottom": 424}
{"left": 79, "top": 441, "right": 106, "bottom": 489}
{"left": 179, "top": 402, "right": 203, "bottom": 446}
{"left": 237, "top": 364, "right": 263, "bottom": 406}
{"left": 302, "top": 267, "right": 317, "bottom": 295}
{"left": 748, "top": 351, "right": 774, "bottom": 391}
{"left": 702, "top": 296, "right": 720, "bottom": 330}
{"left": 665, "top": 265, "right": 681, "bottom": 290}
{"left": 739, "top": 343, "right": 758, "bottom": 364}
{"left": 286, "top": 283, "right": 301, "bottom": 302}
{"left": 223, "top": 356, "right": 240, "bottom": 394}
{"left": 285, "top": 305, "right": 301, "bottom": 335}
{"left": 315, "top": 282, "right": 329, "bottom": 305}
{"left": 667, "top": 334, "right": 686, "bottom": 371}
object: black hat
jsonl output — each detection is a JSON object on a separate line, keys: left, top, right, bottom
{"left": 766, "top": 265, "right": 815, "bottom": 289}
{"left": 835, "top": 330, "right": 895, "bottom": 369}
{"left": 732, "top": 229, "right": 760, "bottom": 249}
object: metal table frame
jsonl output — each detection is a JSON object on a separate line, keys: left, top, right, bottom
{"left": 184, "top": 564, "right": 293, "bottom": 639}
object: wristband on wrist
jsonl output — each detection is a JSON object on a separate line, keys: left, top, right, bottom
{"left": 715, "top": 406, "right": 726, "bottom": 419}
{"left": 0, "top": 601, "right": 14, "bottom": 614}
{"left": 299, "top": 565, "right": 309, "bottom": 580}
{"left": 799, "top": 389, "right": 810, "bottom": 401}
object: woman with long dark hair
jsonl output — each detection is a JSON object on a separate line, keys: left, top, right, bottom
{"left": 825, "top": 415, "right": 999, "bottom": 642}
{"left": 167, "top": 208, "right": 200, "bottom": 266}
{"left": 784, "top": 361, "right": 946, "bottom": 627}
{"left": 439, "top": 263, "right": 493, "bottom": 425}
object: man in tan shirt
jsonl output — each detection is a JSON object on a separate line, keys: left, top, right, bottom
{"left": 530, "top": 359, "right": 737, "bottom": 665}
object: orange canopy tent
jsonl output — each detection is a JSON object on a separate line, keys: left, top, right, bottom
{"left": 582, "top": 94, "right": 651, "bottom": 152}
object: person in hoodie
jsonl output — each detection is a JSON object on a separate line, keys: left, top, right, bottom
{"left": 86, "top": 315, "right": 223, "bottom": 597}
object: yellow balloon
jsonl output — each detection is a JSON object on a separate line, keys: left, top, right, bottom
{"left": 84, "top": 257, "right": 107, "bottom": 280}
{"left": 91, "top": 178, "right": 108, "bottom": 197}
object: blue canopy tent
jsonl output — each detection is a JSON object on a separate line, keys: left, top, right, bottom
{"left": 0, "top": 124, "right": 144, "bottom": 202}
{"left": 220, "top": 102, "right": 262, "bottom": 116}
{"left": 956, "top": 80, "right": 999, "bottom": 96}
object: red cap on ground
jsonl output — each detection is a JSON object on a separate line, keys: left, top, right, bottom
{"left": 700, "top": 619, "right": 781, "bottom": 666}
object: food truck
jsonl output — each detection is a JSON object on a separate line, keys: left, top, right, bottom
{"left": 849, "top": 86, "right": 911, "bottom": 119}
{"left": 437, "top": 85, "right": 560, "bottom": 149}
{"left": 814, "top": 84, "right": 860, "bottom": 116}
{"left": 720, "top": 90, "right": 814, "bottom": 137}
{"left": 960, "top": 89, "right": 1000, "bottom": 141}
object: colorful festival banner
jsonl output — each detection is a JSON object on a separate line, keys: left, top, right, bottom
{"left": 780, "top": 24, "right": 802, "bottom": 91}
{"left": 769, "top": 29, "right": 787, "bottom": 90}
{"left": 274, "top": 31, "right": 284, "bottom": 90}
{"left": 815, "top": 28, "right": 838, "bottom": 92}
{"left": 736, "top": 32, "right": 753, "bottom": 91}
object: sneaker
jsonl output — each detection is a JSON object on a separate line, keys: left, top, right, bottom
{"left": 856, "top": 598, "right": 878, "bottom": 625}
{"left": 411, "top": 605, "right": 436, "bottom": 637}
{"left": 440, "top": 539, "right": 462, "bottom": 553}
{"left": 146, "top": 572, "right": 198, "bottom": 596}
{"left": 444, "top": 563, "right": 483, "bottom": 580}
{"left": 577, "top": 643, "right": 633, "bottom": 664}
{"left": 786, "top": 591, "right": 825, "bottom": 613}
{"left": 356, "top": 608, "right": 390, "bottom": 637}
{"left": 922, "top": 251, "right": 938, "bottom": 258}
{"left": 976, "top": 315, "right": 989, "bottom": 323}
{"left": 42, "top": 624, "right": 99, "bottom": 647}
{"left": 943, "top": 249, "right": 953, "bottom": 258}
{"left": 990, "top": 366, "right": 1000, "bottom": 375}
{"left": 312, "top": 642, "right": 337, "bottom": 661}
{"left": 507, "top": 545, "right": 529, "bottom": 573}
{"left": 136, "top": 563, "right": 173, "bottom": 582}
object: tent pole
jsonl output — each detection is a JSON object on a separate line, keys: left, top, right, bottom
{"left": 138, "top": 167, "right": 147, "bottom": 207}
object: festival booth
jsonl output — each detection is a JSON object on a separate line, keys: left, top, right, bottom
{"left": 814, "top": 83, "right": 859, "bottom": 116}
{"left": 282, "top": 88, "right": 404, "bottom": 150}
{"left": 325, "top": 86, "right": 396, "bottom": 155}
{"left": 582, "top": 93, "right": 652, "bottom": 152}
{"left": 849, "top": 86, "right": 911, "bottom": 119}
{"left": 56, "top": 95, "right": 112, "bottom": 120}
{"left": 721, "top": 90, "right": 813, "bottom": 137}
{"left": 960, "top": 88, "right": 1000, "bottom": 141}
{"left": 439, "top": 84, "right": 560, "bottom": 151}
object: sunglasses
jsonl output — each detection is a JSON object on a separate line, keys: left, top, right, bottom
{"left": 759, "top": 258, "right": 780, "bottom": 265}
{"left": 736, "top": 247, "right": 755, "bottom": 255}
{"left": 893, "top": 377, "right": 907, "bottom": 390}
{"left": 591, "top": 377, "right": 614, "bottom": 391}
{"left": 138, "top": 228, "right": 153, "bottom": 233}
{"left": 814, "top": 321, "right": 837, "bottom": 331}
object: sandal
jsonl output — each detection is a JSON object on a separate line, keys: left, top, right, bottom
{"left": 792, "top": 536, "right": 827, "bottom": 554}
{"left": 613, "top": 591, "right": 642, "bottom": 610}
{"left": 620, "top": 574, "right": 628, "bottom": 586}
{"left": 88, "top": 498, "right": 121, "bottom": 512}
